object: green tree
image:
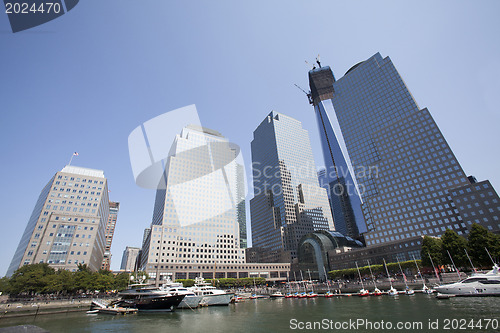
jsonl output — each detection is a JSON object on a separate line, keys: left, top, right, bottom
{"left": 176, "top": 279, "right": 195, "bottom": 287}
{"left": 0, "top": 276, "right": 11, "bottom": 295}
{"left": 441, "top": 229, "right": 468, "bottom": 267}
{"left": 94, "top": 273, "right": 114, "bottom": 292}
{"left": 114, "top": 272, "right": 131, "bottom": 291}
{"left": 43, "top": 269, "right": 75, "bottom": 294}
{"left": 468, "top": 223, "right": 492, "bottom": 267}
{"left": 9, "top": 263, "right": 55, "bottom": 295}
{"left": 73, "top": 264, "right": 94, "bottom": 292}
{"left": 421, "top": 236, "right": 443, "bottom": 266}
{"left": 487, "top": 233, "right": 500, "bottom": 264}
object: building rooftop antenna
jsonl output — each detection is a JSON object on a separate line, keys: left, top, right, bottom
{"left": 316, "top": 54, "right": 321, "bottom": 68}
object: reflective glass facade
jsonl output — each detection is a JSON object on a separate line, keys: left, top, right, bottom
{"left": 250, "top": 112, "right": 334, "bottom": 262}
{"left": 309, "top": 67, "right": 366, "bottom": 239}
{"left": 140, "top": 125, "right": 246, "bottom": 279}
{"left": 322, "top": 52, "right": 500, "bottom": 246}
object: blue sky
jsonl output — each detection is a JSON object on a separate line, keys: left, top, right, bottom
{"left": 1, "top": 1, "right": 499, "bottom": 274}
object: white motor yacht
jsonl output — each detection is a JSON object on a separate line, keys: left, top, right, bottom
{"left": 188, "top": 277, "right": 234, "bottom": 306}
{"left": 434, "top": 264, "right": 500, "bottom": 296}
{"left": 161, "top": 281, "right": 203, "bottom": 309}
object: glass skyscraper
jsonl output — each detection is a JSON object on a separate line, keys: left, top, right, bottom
{"left": 250, "top": 112, "right": 334, "bottom": 262}
{"left": 139, "top": 125, "right": 246, "bottom": 280}
{"left": 310, "top": 53, "right": 500, "bottom": 247}
{"left": 309, "top": 67, "right": 366, "bottom": 239}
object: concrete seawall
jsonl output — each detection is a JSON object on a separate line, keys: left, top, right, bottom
{"left": 0, "top": 299, "right": 104, "bottom": 318}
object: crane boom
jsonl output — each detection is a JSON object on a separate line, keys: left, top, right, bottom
{"left": 294, "top": 84, "right": 313, "bottom": 104}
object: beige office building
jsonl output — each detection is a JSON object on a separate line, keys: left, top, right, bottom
{"left": 7, "top": 166, "right": 110, "bottom": 276}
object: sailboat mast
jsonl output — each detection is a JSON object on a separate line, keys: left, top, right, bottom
{"left": 447, "top": 250, "right": 461, "bottom": 280}
{"left": 323, "top": 266, "right": 331, "bottom": 292}
{"left": 397, "top": 258, "right": 409, "bottom": 289}
{"left": 464, "top": 248, "right": 477, "bottom": 272}
{"left": 428, "top": 252, "right": 440, "bottom": 281}
{"left": 355, "top": 262, "right": 365, "bottom": 289}
{"left": 383, "top": 258, "right": 394, "bottom": 289}
{"left": 412, "top": 255, "right": 426, "bottom": 287}
{"left": 485, "top": 247, "right": 496, "bottom": 265}
{"left": 367, "top": 260, "right": 377, "bottom": 289}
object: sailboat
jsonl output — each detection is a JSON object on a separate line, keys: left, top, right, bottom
{"left": 383, "top": 258, "right": 398, "bottom": 296}
{"left": 397, "top": 258, "right": 414, "bottom": 295}
{"left": 298, "top": 271, "right": 307, "bottom": 298}
{"left": 367, "top": 260, "right": 382, "bottom": 296}
{"left": 355, "top": 262, "right": 369, "bottom": 296}
{"left": 250, "top": 277, "right": 262, "bottom": 299}
{"left": 323, "top": 267, "right": 334, "bottom": 298}
{"left": 412, "top": 255, "right": 432, "bottom": 294}
{"left": 285, "top": 272, "right": 294, "bottom": 298}
{"left": 292, "top": 272, "right": 300, "bottom": 298}
{"left": 306, "top": 270, "right": 318, "bottom": 298}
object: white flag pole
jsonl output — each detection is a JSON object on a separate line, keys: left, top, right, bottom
{"left": 68, "top": 152, "right": 78, "bottom": 166}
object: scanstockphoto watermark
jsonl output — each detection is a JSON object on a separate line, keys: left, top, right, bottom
{"left": 290, "top": 318, "right": 423, "bottom": 331}
{"left": 289, "top": 318, "right": 499, "bottom": 331}
{"left": 252, "top": 161, "right": 379, "bottom": 197}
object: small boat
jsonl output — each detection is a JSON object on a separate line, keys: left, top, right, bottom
{"left": 367, "top": 260, "right": 381, "bottom": 296}
{"left": 89, "top": 300, "right": 138, "bottom": 315}
{"left": 358, "top": 288, "right": 369, "bottom": 297}
{"left": 96, "top": 307, "right": 138, "bottom": 315}
{"left": 355, "top": 262, "right": 369, "bottom": 297}
{"left": 412, "top": 255, "right": 433, "bottom": 294}
{"left": 307, "top": 292, "right": 318, "bottom": 298}
{"left": 323, "top": 291, "right": 335, "bottom": 298}
{"left": 298, "top": 292, "right": 307, "bottom": 298}
{"left": 397, "top": 258, "right": 414, "bottom": 296}
{"left": 388, "top": 287, "right": 399, "bottom": 296}
{"left": 284, "top": 293, "right": 294, "bottom": 298}
{"left": 383, "top": 258, "right": 398, "bottom": 296}
{"left": 270, "top": 291, "right": 285, "bottom": 298}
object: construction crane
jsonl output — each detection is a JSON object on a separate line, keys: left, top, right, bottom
{"left": 294, "top": 84, "right": 313, "bottom": 104}
{"left": 305, "top": 60, "right": 316, "bottom": 70}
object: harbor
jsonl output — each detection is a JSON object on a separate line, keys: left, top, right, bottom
{"left": 0, "top": 294, "right": 499, "bottom": 332}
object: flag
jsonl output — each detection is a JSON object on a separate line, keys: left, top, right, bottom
{"left": 73, "top": 152, "right": 79, "bottom": 156}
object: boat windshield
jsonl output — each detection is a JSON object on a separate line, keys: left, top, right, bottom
{"left": 461, "top": 277, "right": 488, "bottom": 284}
{"left": 479, "top": 280, "right": 500, "bottom": 284}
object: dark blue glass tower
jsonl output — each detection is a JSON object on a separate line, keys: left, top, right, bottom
{"left": 308, "top": 66, "right": 367, "bottom": 239}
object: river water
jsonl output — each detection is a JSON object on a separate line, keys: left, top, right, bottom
{"left": 0, "top": 294, "right": 499, "bottom": 332}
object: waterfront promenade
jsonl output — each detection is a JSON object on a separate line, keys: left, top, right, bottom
{"left": 0, "top": 296, "right": 113, "bottom": 318}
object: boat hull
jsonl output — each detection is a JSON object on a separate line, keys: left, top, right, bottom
{"left": 199, "top": 293, "right": 234, "bottom": 306}
{"left": 177, "top": 295, "right": 203, "bottom": 309}
{"left": 118, "top": 294, "right": 185, "bottom": 312}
